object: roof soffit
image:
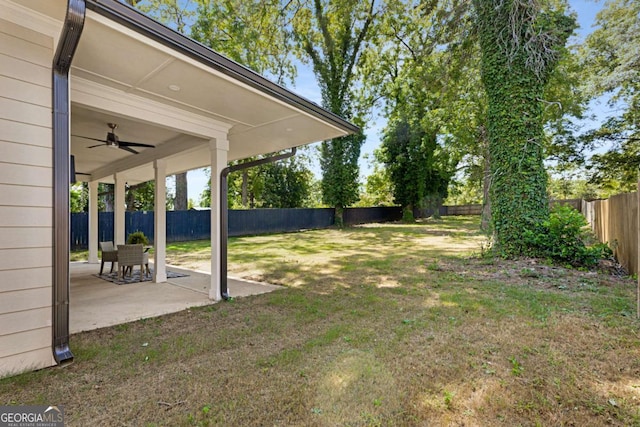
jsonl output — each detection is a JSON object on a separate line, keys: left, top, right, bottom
{"left": 73, "top": 11, "right": 341, "bottom": 136}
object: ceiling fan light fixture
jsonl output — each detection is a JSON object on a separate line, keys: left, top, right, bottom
{"left": 76, "top": 123, "right": 155, "bottom": 155}
{"left": 106, "top": 133, "right": 118, "bottom": 147}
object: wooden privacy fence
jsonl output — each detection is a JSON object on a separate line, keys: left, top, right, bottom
{"left": 444, "top": 204, "right": 483, "bottom": 216}
{"left": 582, "top": 192, "right": 638, "bottom": 275}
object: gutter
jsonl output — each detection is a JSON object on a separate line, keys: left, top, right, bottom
{"left": 219, "top": 148, "right": 297, "bottom": 300}
{"left": 84, "top": 0, "right": 359, "bottom": 135}
{"left": 52, "top": 0, "right": 85, "bottom": 365}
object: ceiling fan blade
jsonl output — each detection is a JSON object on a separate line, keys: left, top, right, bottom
{"left": 72, "top": 134, "right": 106, "bottom": 143}
{"left": 87, "top": 144, "right": 107, "bottom": 149}
{"left": 118, "top": 140, "right": 155, "bottom": 148}
{"left": 119, "top": 145, "right": 139, "bottom": 154}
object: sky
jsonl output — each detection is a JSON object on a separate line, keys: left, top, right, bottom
{"left": 186, "top": 0, "right": 606, "bottom": 205}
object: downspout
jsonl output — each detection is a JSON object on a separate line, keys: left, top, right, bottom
{"left": 52, "top": 0, "right": 85, "bottom": 365}
{"left": 219, "top": 147, "right": 297, "bottom": 300}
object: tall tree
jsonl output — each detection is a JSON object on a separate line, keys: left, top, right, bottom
{"left": 125, "top": 0, "right": 304, "bottom": 210}
{"left": 579, "top": 0, "right": 640, "bottom": 191}
{"left": 380, "top": 117, "right": 450, "bottom": 220}
{"left": 191, "top": 0, "right": 298, "bottom": 84}
{"left": 260, "top": 158, "right": 312, "bottom": 208}
{"left": 363, "top": 0, "right": 476, "bottom": 221}
{"left": 473, "top": 0, "right": 575, "bottom": 256}
{"left": 292, "top": 0, "right": 380, "bottom": 226}
{"left": 192, "top": 0, "right": 318, "bottom": 208}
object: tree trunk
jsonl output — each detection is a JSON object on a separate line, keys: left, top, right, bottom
{"left": 125, "top": 189, "right": 135, "bottom": 212}
{"left": 242, "top": 171, "right": 248, "bottom": 207}
{"left": 402, "top": 205, "right": 415, "bottom": 222}
{"left": 100, "top": 183, "right": 114, "bottom": 212}
{"left": 485, "top": 76, "right": 549, "bottom": 254}
{"left": 174, "top": 172, "right": 188, "bottom": 211}
{"left": 334, "top": 206, "right": 344, "bottom": 228}
{"left": 480, "top": 126, "right": 492, "bottom": 231}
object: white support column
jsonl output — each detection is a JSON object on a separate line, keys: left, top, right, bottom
{"left": 114, "top": 173, "right": 126, "bottom": 246}
{"left": 88, "top": 181, "right": 99, "bottom": 263}
{"left": 154, "top": 159, "right": 167, "bottom": 283}
{"left": 210, "top": 136, "right": 229, "bottom": 301}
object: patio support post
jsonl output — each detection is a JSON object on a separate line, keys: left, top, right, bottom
{"left": 88, "top": 180, "right": 99, "bottom": 263}
{"left": 154, "top": 159, "right": 167, "bottom": 283}
{"left": 114, "top": 173, "right": 126, "bottom": 246}
{"left": 218, "top": 148, "right": 297, "bottom": 299}
{"left": 209, "top": 136, "right": 228, "bottom": 301}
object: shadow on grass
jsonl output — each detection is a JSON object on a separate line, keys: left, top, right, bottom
{"left": 4, "top": 216, "right": 639, "bottom": 426}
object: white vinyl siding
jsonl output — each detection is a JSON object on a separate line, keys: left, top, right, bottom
{"left": 0, "top": 15, "right": 55, "bottom": 378}
{"left": 0, "top": 267, "right": 52, "bottom": 292}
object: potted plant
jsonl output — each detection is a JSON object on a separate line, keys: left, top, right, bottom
{"left": 126, "top": 231, "right": 149, "bottom": 245}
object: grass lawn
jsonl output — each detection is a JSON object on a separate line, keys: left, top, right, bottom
{"left": 4, "top": 216, "right": 640, "bottom": 426}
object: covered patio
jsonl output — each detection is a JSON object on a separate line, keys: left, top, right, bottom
{"left": 0, "top": 0, "right": 356, "bottom": 376}
{"left": 61, "top": 0, "right": 356, "bottom": 317}
{"left": 70, "top": 262, "right": 282, "bottom": 333}
{"left": 69, "top": 6, "right": 351, "bottom": 299}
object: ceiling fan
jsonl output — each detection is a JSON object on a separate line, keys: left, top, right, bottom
{"left": 73, "top": 123, "right": 155, "bottom": 154}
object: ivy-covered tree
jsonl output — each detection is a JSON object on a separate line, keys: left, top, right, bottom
{"left": 292, "top": 0, "right": 380, "bottom": 226}
{"left": 473, "top": 0, "right": 575, "bottom": 256}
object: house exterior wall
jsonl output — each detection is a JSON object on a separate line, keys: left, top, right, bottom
{"left": 0, "top": 13, "right": 56, "bottom": 377}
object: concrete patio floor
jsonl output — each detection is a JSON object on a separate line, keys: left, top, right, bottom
{"left": 70, "top": 262, "right": 282, "bottom": 333}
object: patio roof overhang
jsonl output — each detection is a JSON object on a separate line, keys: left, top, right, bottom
{"left": 4, "top": 0, "right": 360, "bottom": 371}
{"left": 24, "top": 0, "right": 358, "bottom": 184}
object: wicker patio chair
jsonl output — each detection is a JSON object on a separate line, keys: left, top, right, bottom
{"left": 117, "top": 244, "right": 150, "bottom": 281}
{"left": 99, "top": 241, "right": 118, "bottom": 275}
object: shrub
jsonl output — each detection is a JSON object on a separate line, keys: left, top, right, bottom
{"left": 126, "top": 231, "right": 149, "bottom": 245}
{"left": 524, "top": 205, "right": 611, "bottom": 267}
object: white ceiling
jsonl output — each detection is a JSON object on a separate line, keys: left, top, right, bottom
{"left": 18, "top": 0, "right": 353, "bottom": 184}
